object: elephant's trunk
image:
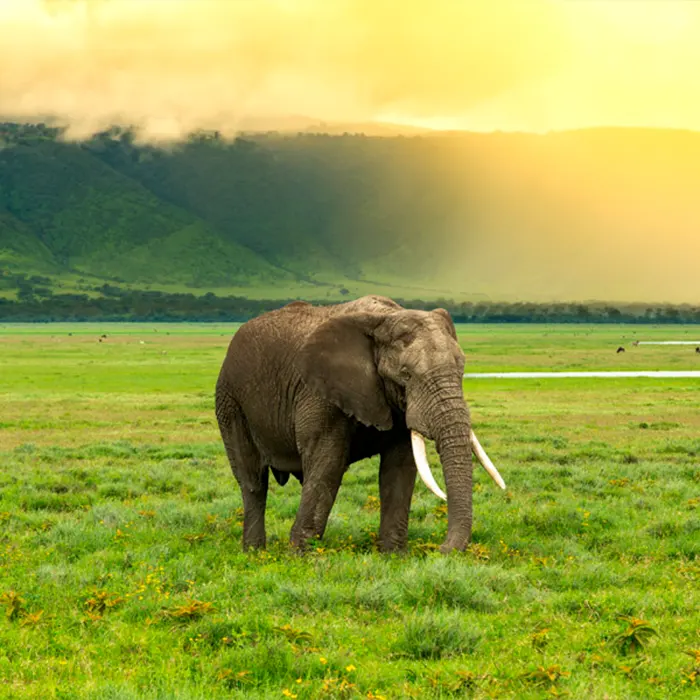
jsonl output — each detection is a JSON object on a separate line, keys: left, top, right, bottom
{"left": 432, "top": 402, "right": 474, "bottom": 553}
{"left": 407, "top": 368, "right": 506, "bottom": 552}
{"left": 407, "top": 373, "right": 474, "bottom": 552}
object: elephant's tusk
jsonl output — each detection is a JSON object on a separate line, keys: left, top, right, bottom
{"left": 470, "top": 429, "right": 506, "bottom": 490}
{"left": 411, "top": 430, "right": 506, "bottom": 499}
{"left": 410, "top": 431, "right": 447, "bottom": 501}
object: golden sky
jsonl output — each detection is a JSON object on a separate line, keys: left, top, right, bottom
{"left": 1, "top": 0, "right": 700, "bottom": 138}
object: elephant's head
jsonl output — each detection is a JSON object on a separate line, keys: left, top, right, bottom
{"left": 298, "top": 299, "right": 505, "bottom": 552}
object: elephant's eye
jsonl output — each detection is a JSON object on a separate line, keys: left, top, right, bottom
{"left": 399, "top": 366, "right": 411, "bottom": 380}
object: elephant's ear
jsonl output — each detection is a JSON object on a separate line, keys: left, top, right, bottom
{"left": 298, "top": 313, "right": 393, "bottom": 431}
{"left": 432, "top": 308, "right": 458, "bottom": 340}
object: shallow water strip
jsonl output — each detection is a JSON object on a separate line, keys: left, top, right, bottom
{"left": 463, "top": 371, "right": 700, "bottom": 379}
{"left": 636, "top": 341, "right": 700, "bottom": 345}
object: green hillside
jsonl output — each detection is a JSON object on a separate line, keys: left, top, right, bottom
{"left": 89, "top": 132, "right": 411, "bottom": 278}
{"left": 0, "top": 127, "right": 285, "bottom": 288}
{"left": 0, "top": 207, "right": 58, "bottom": 274}
{"left": 1, "top": 123, "right": 699, "bottom": 303}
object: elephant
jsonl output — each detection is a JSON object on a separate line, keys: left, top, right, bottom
{"left": 215, "top": 295, "right": 505, "bottom": 554}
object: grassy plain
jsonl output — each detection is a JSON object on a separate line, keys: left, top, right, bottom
{"left": 0, "top": 272, "right": 487, "bottom": 303}
{"left": 0, "top": 323, "right": 698, "bottom": 699}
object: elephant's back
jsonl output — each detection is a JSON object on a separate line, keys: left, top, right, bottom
{"left": 218, "top": 301, "right": 326, "bottom": 396}
{"left": 219, "top": 294, "right": 405, "bottom": 390}
{"left": 234, "top": 301, "right": 325, "bottom": 350}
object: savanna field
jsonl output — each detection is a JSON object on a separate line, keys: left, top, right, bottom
{"left": 0, "top": 323, "right": 698, "bottom": 699}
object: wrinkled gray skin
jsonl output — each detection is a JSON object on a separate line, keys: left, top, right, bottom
{"left": 215, "top": 295, "right": 472, "bottom": 553}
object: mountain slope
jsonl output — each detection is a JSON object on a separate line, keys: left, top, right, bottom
{"left": 0, "top": 134, "right": 285, "bottom": 286}
{"left": 94, "top": 224, "right": 294, "bottom": 287}
{"left": 1, "top": 124, "right": 699, "bottom": 302}
{"left": 89, "top": 132, "right": 451, "bottom": 280}
{"left": 89, "top": 134, "right": 353, "bottom": 278}
{"left": 0, "top": 206, "right": 59, "bottom": 274}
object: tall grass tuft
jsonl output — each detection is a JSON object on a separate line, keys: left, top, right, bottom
{"left": 395, "top": 610, "right": 481, "bottom": 659}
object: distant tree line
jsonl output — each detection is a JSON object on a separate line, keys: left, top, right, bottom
{"left": 1, "top": 287, "right": 698, "bottom": 323}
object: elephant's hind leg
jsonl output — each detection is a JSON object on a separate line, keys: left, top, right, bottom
{"left": 215, "top": 382, "right": 268, "bottom": 550}
{"left": 240, "top": 467, "right": 269, "bottom": 550}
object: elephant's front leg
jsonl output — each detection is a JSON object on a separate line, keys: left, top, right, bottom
{"left": 291, "top": 423, "right": 350, "bottom": 550}
{"left": 378, "top": 437, "right": 417, "bottom": 552}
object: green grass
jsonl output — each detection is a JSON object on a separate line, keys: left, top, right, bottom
{"left": 0, "top": 323, "right": 698, "bottom": 699}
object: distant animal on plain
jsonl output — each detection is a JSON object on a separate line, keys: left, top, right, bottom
{"left": 696, "top": 347, "right": 700, "bottom": 354}
{"left": 617, "top": 346, "right": 625, "bottom": 353}
{"left": 215, "top": 295, "right": 505, "bottom": 554}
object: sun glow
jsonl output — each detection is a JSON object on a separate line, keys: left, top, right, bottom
{"left": 1, "top": 0, "right": 700, "bottom": 136}
{"left": 579, "top": 0, "right": 696, "bottom": 43}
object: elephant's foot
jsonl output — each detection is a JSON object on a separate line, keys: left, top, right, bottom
{"left": 379, "top": 519, "right": 408, "bottom": 554}
{"left": 242, "top": 530, "right": 266, "bottom": 551}
{"left": 378, "top": 540, "right": 409, "bottom": 555}
{"left": 289, "top": 525, "right": 322, "bottom": 553}
{"left": 242, "top": 524, "right": 267, "bottom": 551}
{"left": 439, "top": 535, "right": 470, "bottom": 554}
